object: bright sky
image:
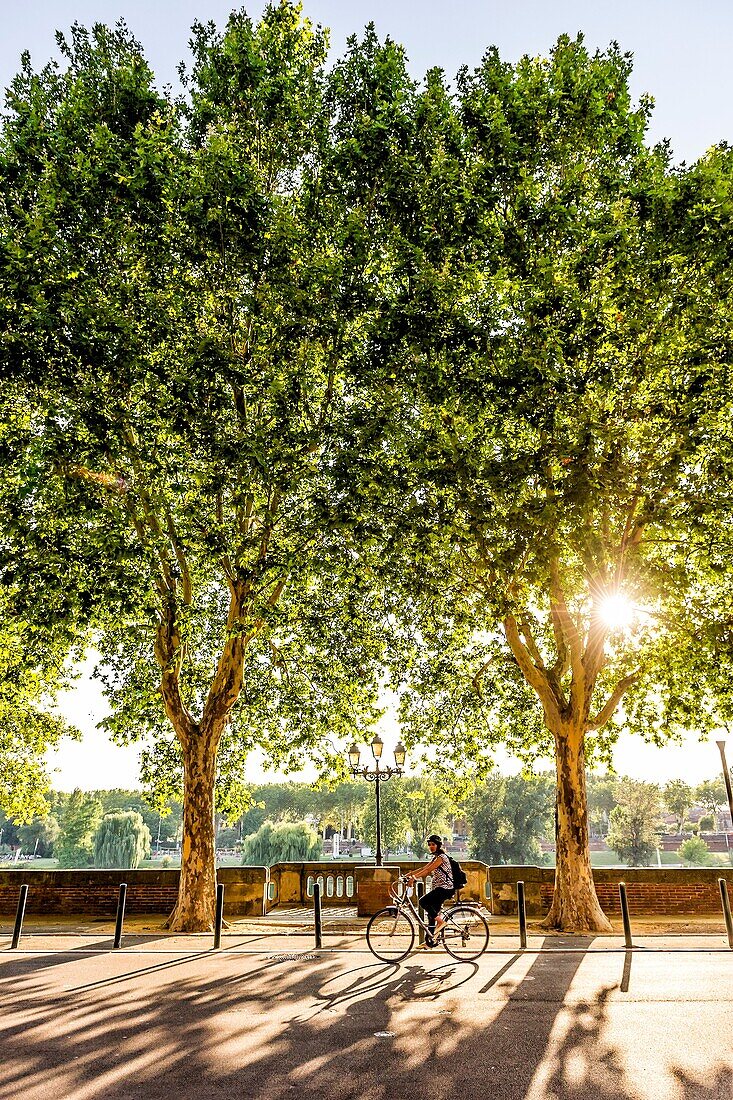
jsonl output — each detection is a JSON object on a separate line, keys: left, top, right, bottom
{"left": 5, "top": 0, "right": 730, "bottom": 790}
{"left": 47, "top": 660, "right": 726, "bottom": 791}
{"left": 3, "top": 0, "right": 733, "bottom": 164}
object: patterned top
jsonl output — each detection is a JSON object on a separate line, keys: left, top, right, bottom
{"left": 430, "top": 852, "right": 454, "bottom": 890}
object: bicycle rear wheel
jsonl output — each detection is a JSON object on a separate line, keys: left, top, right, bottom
{"left": 441, "top": 905, "right": 489, "bottom": 960}
{"left": 366, "top": 907, "right": 415, "bottom": 961}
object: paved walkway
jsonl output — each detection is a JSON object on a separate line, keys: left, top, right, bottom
{"left": 3, "top": 905, "right": 732, "bottom": 944}
{"left": 1, "top": 931, "right": 731, "bottom": 1099}
{"left": 264, "top": 904, "right": 360, "bottom": 924}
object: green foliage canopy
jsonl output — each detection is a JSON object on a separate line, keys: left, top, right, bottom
{"left": 677, "top": 836, "right": 711, "bottom": 866}
{"left": 0, "top": 593, "right": 79, "bottom": 821}
{"left": 0, "top": 8, "right": 390, "bottom": 780}
{"left": 359, "top": 778, "right": 409, "bottom": 854}
{"left": 695, "top": 779, "right": 728, "bottom": 818}
{"left": 402, "top": 777, "right": 454, "bottom": 850}
{"left": 606, "top": 779, "right": 661, "bottom": 866}
{"left": 465, "top": 773, "right": 554, "bottom": 865}
{"left": 587, "top": 774, "right": 617, "bottom": 837}
{"left": 56, "top": 789, "right": 102, "bottom": 867}
{"left": 663, "top": 780, "right": 694, "bottom": 834}
{"left": 17, "top": 814, "right": 60, "bottom": 857}
{"left": 361, "top": 36, "right": 733, "bottom": 770}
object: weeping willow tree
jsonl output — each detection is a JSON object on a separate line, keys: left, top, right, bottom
{"left": 94, "top": 811, "right": 151, "bottom": 868}
{"left": 241, "top": 819, "right": 322, "bottom": 865}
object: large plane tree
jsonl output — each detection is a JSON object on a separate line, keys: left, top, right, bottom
{"left": 0, "top": 6, "right": 403, "bottom": 928}
{"left": 350, "top": 37, "right": 733, "bottom": 930}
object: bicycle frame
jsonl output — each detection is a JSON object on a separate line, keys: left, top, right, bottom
{"left": 386, "top": 882, "right": 432, "bottom": 931}
{"left": 387, "top": 879, "right": 486, "bottom": 933}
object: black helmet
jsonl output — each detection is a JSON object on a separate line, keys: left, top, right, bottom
{"left": 427, "top": 834, "right": 443, "bottom": 847}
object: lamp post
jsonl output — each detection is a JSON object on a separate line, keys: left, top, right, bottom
{"left": 348, "top": 735, "right": 406, "bottom": 867}
{"left": 716, "top": 740, "right": 733, "bottom": 841}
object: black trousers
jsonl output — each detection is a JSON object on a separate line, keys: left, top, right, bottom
{"left": 418, "top": 887, "right": 455, "bottom": 935}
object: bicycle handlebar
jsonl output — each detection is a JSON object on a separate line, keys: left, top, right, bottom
{"left": 390, "top": 876, "right": 414, "bottom": 901}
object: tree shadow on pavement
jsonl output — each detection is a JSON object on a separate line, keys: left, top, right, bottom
{"left": 538, "top": 982, "right": 733, "bottom": 1100}
{"left": 0, "top": 937, "right": 730, "bottom": 1100}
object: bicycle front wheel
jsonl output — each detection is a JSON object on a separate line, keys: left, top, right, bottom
{"left": 366, "top": 908, "right": 415, "bottom": 962}
{"left": 441, "top": 905, "right": 489, "bottom": 960}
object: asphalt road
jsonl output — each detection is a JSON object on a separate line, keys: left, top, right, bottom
{"left": 1, "top": 933, "right": 732, "bottom": 1100}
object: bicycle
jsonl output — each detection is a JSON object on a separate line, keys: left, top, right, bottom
{"left": 366, "top": 876, "right": 490, "bottom": 962}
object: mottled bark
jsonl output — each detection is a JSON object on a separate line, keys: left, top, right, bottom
{"left": 165, "top": 733, "right": 218, "bottom": 932}
{"left": 156, "top": 582, "right": 249, "bottom": 933}
{"left": 504, "top": 595, "right": 618, "bottom": 934}
{"left": 542, "top": 722, "right": 612, "bottom": 933}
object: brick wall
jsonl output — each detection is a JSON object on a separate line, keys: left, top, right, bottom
{"left": 0, "top": 867, "right": 268, "bottom": 918}
{"left": 490, "top": 865, "right": 733, "bottom": 917}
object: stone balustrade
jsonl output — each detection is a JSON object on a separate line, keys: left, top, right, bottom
{"left": 1, "top": 862, "right": 731, "bottom": 919}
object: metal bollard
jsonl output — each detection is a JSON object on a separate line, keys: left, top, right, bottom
{"left": 719, "top": 878, "right": 733, "bottom": 949}
{"left": 416, "top": 881, "right": 425, "bottom": 944}
{"left": 213, "top": 883, "right": 225, "bottom": 949}
{"left": 517, "top": 880, "right": 527, "bottom": 950}
{"left": 619, "top": 882, "right": 633, "bottom": 948}
{"left": 313, "top": 882, "right": 323, "bottom": 949}
{"left": 113, "top": 883, "right": 127, "bottom": 949}
{"left": 11, "top": 885, "right": 28, "bottom": 950}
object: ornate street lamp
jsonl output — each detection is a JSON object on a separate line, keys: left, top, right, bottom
{"left": 348, "top": 735, "right": 406, "bottom": 866}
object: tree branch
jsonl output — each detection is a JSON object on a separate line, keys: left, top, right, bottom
{"left": 503, "top": 613, "right": 561, "bottom": 728}
{"left": 587, "top": 671, "right": 640, "bottom": 730}
{"left": 161, "top": 499, "right": 192, "bottom": 606}
{"left": 549, "top": 557, "right": 585, "bottom": 714}
{"left": 549, "top": 602, "right": 571, "bottom": 680}
{"left": 154, "top": 598, "right": 197, "bottom": 746}
{"left": 519, "top": 616, "right": 545, "bottom": 670}
{"left": 201, "top": 583, "right": 249, "bottom": 740}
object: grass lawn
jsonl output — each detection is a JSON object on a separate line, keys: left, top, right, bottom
{"left": 588, "top": 849, "right": 731, "bottom": 868}
{"left": 0, "top": 858, "right": 59, "bottom": 869}
{"left": 589, "top": 851, "right": 678, "bottom": 868}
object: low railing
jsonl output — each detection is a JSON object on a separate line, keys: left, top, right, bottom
{"left": 265, "top": 861, "right": 362, "bottom": 911}
{"left": 264, "top": 860, "right": 490, "bottom": 912}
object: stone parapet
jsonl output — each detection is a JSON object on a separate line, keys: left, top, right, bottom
{"left": 488, "top": 865, "right": 549, "bottom": 917}
{"left": 266, "top": 861, "right": 361, "bottom": 910}
{"left": 354, "top": 865, "right": 400, "bottom": 916}
{"left": 3, "top": 863, "right": 728, "bottom": 921}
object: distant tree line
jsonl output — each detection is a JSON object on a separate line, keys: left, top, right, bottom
{"left": 0, "top": 772, "right": 728, "bottom": 869}
{"left": 589, "top": 775, "right": 730, "bottom": 867}
{"left": 0, "top": 788, "right": 168, "bottom": 868}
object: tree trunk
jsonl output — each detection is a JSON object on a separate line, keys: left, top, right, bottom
{"left": 165, "top": 733, "right": 218, "bottom": 932}
{"left": 542, "top": 723, "right": 612, "bottom": 933}
{"left": 154, "top": 577, "right": 251, "bottom": 932}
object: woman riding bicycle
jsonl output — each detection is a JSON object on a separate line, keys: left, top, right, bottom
{"left": 405, "top": 834, "right": 454, "bottom": 946}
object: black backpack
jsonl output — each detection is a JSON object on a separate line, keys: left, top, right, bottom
{"left": 448, "top": 856, "right": 467, "bottom": 890}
